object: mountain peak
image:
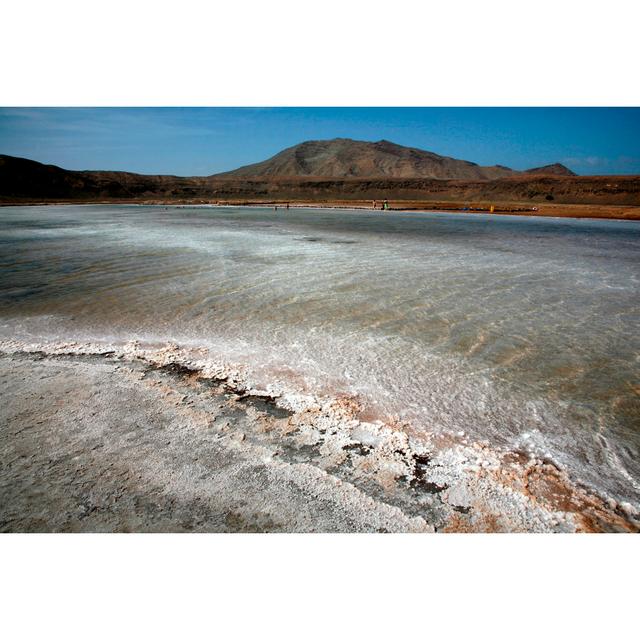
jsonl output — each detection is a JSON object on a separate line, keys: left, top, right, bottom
{"left": 216, "top": 138, "right": 516, "bottom": 180}
{"left": 525, "top": 163, "right": 576, "bottom": 176}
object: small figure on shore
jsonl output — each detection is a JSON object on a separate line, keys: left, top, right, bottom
{"left": 372, "top": 200, "right": 377, "bottom": 209}
{"left": 383, "top": 199, "right": 389, "bottom": 211}
{"left": 286, "top": 203, "right": 290, "bottom": 210}
{"left": 274, "top": 205, "right": 278, "bottom": 211}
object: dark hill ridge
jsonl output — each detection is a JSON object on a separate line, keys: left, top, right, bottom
{"left": 0, "top": 154, "right": 210, "bottom": 200}
{"left": 216, "top": 138, "right": 520, "bottom": 180}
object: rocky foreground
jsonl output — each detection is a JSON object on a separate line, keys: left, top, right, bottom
{"left": 1, "top": 341, "right": 638, "bottom": 533}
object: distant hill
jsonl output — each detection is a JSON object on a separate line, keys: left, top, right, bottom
{"left": 216, "top": 138, "right": 519, "bottom": 180}
{"left": 525, "top": 163, "right": 576, "bottom": 176}
{"left": 0, "top": 154, "right": 210, "bottom": 200}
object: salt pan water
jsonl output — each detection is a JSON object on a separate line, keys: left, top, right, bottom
{"left": 1, "top": 205, "right": 638, "bottom": 504}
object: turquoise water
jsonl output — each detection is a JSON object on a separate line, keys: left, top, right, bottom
{"left": 1, "top": 205, "right": 639, "bottom": 503}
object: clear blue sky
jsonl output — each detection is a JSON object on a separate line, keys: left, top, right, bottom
{"left": 0, "top": 107, "right": 638, "bottom": 176}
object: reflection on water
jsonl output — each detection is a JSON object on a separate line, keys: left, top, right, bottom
{"left": 1, "top": 205, "right": 639, "bottom": 501}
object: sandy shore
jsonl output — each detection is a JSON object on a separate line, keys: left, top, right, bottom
{"left": 254, "top": 201, "right": 640, "bottom": 221}
{"left": 1, "top": 340, "right": 638, "bottom": 533}
{"left": 2, "top": 200, "right": 640, "bottom": 220}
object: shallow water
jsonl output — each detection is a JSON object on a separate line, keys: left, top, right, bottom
{"left": 1, "top": 205, "right": 639, "bottom": 502}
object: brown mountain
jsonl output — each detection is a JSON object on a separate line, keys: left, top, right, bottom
{"left": 525, "top": 163, "right": 576, "bottom": 176}
{"left": 217, "top": 138, "right": 519, "bottom": 180}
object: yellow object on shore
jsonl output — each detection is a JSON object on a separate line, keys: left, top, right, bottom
{"left": 490, "top": 205, "right": 495, "bottom": 213}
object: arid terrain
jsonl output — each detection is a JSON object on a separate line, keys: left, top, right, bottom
{"left": 2, "top": 139, "right": 639, "bottom": 218}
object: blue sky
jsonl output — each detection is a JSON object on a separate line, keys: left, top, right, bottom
{"left": 0, "top": 107, "right": 638, "bottom": 176}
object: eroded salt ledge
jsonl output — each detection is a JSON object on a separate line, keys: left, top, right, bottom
{"left": 1, "top": 338, "right": 638, "bottom": 532}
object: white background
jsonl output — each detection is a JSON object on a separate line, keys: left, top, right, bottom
{"left": 2, "top": 0, "right": 639, "bottom": 105}
{"left": 1, "top": 1, "right": 638, "bottom": 638}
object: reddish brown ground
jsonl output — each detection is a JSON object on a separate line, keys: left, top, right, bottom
{"left": 3, "top": 198, "right": 639, "bottom": 221}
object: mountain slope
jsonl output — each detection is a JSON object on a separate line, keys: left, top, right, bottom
{"left": 217, "top": 138, "right": 518, "bottom": 180}
{"left": 525, "top": 163, "right": 576, "bottom": 176}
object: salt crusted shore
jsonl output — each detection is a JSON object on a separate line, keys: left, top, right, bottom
{"left": 1, "top": 340, "right": 638, "bottom": 533}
